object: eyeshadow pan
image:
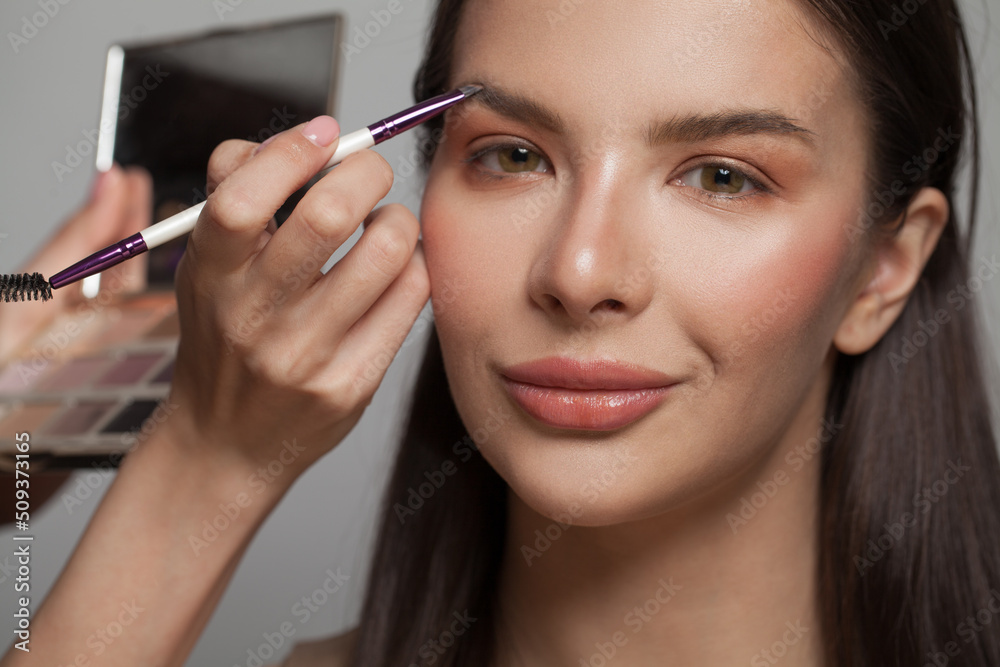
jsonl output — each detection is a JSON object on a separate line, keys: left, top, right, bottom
{"left": 36, "top": 357, "right": 109, "bottom": 392}
{"left": 43, "top": 401, "right": 117, "bottom": 437}
{"left": 93, "top": 353, "right": 164, "bottom": 387}
{"left": 150, "top": 359, "right": 175, "bottom": 384}
{"left": 100, "top": 400, "right": 160, "bottom": 434}
{"left": 0, "top": 402, "right": 60, "bottom": 434}
{"left": 0, "top": 362, "right": 47, "bottom": 393}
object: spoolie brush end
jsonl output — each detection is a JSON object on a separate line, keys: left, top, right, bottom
{"left": 0, "top": 272, "right": 54, "bottom": 303}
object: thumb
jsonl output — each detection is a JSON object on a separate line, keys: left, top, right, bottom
{"left": 23, "top": 165, "right": 127, "bottom": 280}
{"left": 99, "top": 166, "right": 153, "bottom": 295}
{"left": 84, "top": 164, "right": 133, "bottom": 243}
{"left": 1, "top": 165, "right": 130, "bottom": 361}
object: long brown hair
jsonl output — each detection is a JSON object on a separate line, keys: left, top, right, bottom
{"left": 348, "top": 1, "right": 1000, "bottom": 664}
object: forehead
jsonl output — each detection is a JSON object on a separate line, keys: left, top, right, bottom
{"left": 449, "top": 0, "right": 859, "bottom": 141}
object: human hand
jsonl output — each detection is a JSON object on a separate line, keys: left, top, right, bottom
{"left": 165, "top": 117, "right": 430, "bottom": 483}
{"left": 0, "top": 164, "right": 151, "bottom": 519}
{"left": 0, "top": 164, "right": 152, "bottom": 363}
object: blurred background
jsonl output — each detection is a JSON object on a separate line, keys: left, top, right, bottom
{"left": 0, "top": 0, "right": 997, "bottom": 665}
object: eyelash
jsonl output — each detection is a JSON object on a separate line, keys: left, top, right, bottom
{"left": 462, "top": 141, "right": 773, "bottom": 204}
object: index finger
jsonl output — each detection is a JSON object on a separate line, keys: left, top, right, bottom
{"left": 193, "top": 116, "right": 341, "bottom": 274}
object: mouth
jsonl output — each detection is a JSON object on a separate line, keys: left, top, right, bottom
{"left": 498, "top": 357, "right": 676, "bottom": 431}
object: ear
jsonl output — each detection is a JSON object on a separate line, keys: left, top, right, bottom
{"left": 833, "top": 186, "right": 949, "bottom": 355}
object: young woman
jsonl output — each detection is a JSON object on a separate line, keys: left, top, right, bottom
{"left": 3, "top": 0, "right": 998, "bottom": 665}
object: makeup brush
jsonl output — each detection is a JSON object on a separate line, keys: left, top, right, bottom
{"left": 0, "top": 273, "right": 52, "bottom": 302}
{"left": 0, "top": 84, "right": 482, "bottom": 303}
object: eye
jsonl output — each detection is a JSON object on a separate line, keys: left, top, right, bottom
{"left": 464, "top": 142, "right": 551, "bottom": 178}
{"left": 676, "top": 163, "right": 770, "bottom": 200}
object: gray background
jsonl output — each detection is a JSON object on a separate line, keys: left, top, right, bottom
{"left": 0, "top": 1, "right": 997, "bottom": 665}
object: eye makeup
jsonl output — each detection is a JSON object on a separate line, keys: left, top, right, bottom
{"left": 456, "top": 117, "right": 787, "bottom": 207}
{"left": 0, "top": 290, "right": 178, "bottom": 468}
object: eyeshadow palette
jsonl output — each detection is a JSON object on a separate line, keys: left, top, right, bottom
{"left": 0, "top": 290, "right": 178, "bottom": 470}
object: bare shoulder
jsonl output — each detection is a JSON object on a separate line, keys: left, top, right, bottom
{"left": 267, "top": 625, "right": 360, "bottom": 667}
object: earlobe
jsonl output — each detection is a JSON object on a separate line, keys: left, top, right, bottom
{"left": 833, "top": 186, "right": 949, "bottom": 355}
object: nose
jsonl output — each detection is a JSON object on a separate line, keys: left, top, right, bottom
{"left": 527, "top": 175, "right": 656, "bottom": 327}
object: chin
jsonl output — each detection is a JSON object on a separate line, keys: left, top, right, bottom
{"left": 476, "top": 423, "right": 695, "bottom": 528}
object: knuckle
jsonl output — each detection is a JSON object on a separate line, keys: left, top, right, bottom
{"left": 245, "top": 355, "right": 285, "bottom": 388}
{"left": 300, "top": 189, "right": 357, "bottom": 243}
{"left": 206, "top": 182, "right": 261, "bottom": 232}
{"left": 323, "top": 373, "right": 368, "bottom": 415}
{"left": 279, "top": 355, "right": 318, "bottom": 389}
{"left": 365, "top": 224, "right": 411, "bottom": 277}
{"left": 207, "top": 139, "right": 253, "bottom": 184}
{"left": 248, "top": 344, "right": 312, "bottom": 388}
{"left": 363, "top": 202, "right": 407, "bottom": 231}
{"left": 401, "top": 262, "right": 431, "bottom": 300}
{"left": 379, "top": 202, "right": 414, "bottom": 223}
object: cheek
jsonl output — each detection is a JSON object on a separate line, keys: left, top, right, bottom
{"left": 675, "top": 204, "right": 856, "bottom": 395}
{"left": 420, "top": 175, "right": 535, "bottom": 342}
{"left": 421, "top": 185, "right": 489, "bottom": 340}
{"left": 419, "top": 176, "right": 515, "bottom": 403}
{"left": 420, "top": 181, "right": 534, "bottom": 465}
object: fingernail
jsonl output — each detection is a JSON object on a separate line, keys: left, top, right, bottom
{"left": 301, "top": 116, "right": 339, "bottom": 147}
{"left": 252, "top": 132, "right": 280, "bottom": 156}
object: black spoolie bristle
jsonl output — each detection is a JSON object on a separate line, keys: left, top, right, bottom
{"left": 0, "top": 273, "right": 53, "bottom": 303}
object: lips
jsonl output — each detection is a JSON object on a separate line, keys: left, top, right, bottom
{"left": 499, "top": 357, "right": 676, "bottom": 431}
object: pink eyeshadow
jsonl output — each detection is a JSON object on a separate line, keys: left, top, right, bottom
{"left": 36, "top": 357, "right": 109, "bottom": 392}
{"left": 0, "top": 363, "right": 47, "bottom": 393}
{"left": 93, "top": 353, "right": 164, "bottom": 387}
{"left": 0, "top": 403, "right": 60, "bottom": 434}
{"left": 43, "top": 401, "right": 117, "bottom": 436}
{"left": 150, "top": 359, "right": 174, "bottom": 384}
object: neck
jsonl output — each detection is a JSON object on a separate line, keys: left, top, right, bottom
{"left": 492, "top": 375, "right": 834, "bottom": 666}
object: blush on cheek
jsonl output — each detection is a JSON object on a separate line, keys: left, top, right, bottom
{"left": 690, "top": 217, "right": 856, "bottom": 369}
{"left": 420, "top": 194, "right": 495, "bottom": 349}
{"left": 421, "top": 181, "right": 538, "bottom": 327}
{"left": 420, "top": 188, "right": 466, "bottom": 310}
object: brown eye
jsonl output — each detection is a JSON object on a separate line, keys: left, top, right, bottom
{"left": 678, "top": 163, "right": 761, "bottom": 198}
{"left": 496, "top": 146, "right": 542, "bottom": 172}
{"left": 471, "top": 143, "right": 550, "bottom": 175}
{"left": 700, "top": 166, "right": 746, "bottom": 193}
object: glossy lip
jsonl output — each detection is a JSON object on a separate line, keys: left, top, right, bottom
{"left": 499, "top": 357, "right": 677, "bottom": 431}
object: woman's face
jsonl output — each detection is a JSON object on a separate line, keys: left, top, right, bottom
{"left": 420, "top": 0, "right": 871, "bottom": 525}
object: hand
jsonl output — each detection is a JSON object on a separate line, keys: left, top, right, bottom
{"left": 165, "top": 117, "right": 430, "bottom": 483}
{"left": 0, "top": 164, "right": 151, "bottom": 523}
{"left": 0, "top": 164, "right": 152, "bottom": 363}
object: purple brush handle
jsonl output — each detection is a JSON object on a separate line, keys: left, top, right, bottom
{"left": 48, "top": 232, "right": 147, "bottom": 289}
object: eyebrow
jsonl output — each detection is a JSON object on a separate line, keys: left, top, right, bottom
{"left": 454, "top": 82, "right": 817, "bottom": 149}
{"left": 457, "top": 82, "right": 564, "bottom": 133}
{"left": 644, "top": 109, "right": 817, "bottom": 148}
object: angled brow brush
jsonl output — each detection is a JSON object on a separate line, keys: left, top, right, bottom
{"left": 0, "top": 85, "right": 482, "bottom": 303}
